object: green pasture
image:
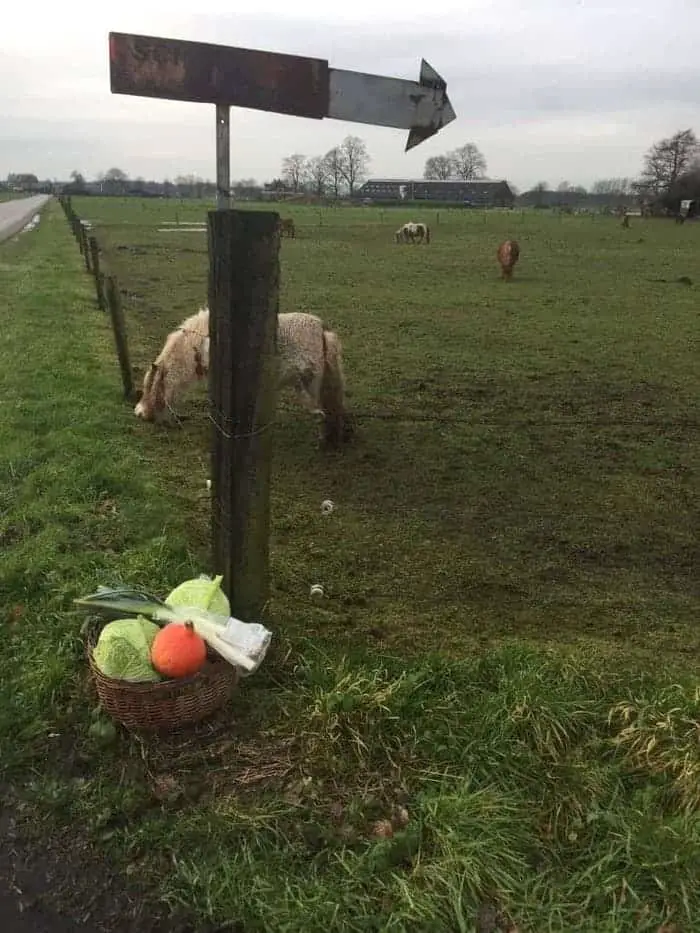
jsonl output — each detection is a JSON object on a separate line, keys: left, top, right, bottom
{"left": 0, "top": 197, "right": 698, "bottom": 932}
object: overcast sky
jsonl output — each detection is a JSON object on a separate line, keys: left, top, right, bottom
{"left": 2, "top": 0, "right": 698, "bottom": 191}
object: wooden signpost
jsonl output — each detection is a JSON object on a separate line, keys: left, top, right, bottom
{"left": 108, "top": 30, "right": 456, "bottom": 619}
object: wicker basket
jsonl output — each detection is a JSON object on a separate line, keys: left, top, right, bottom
{"left": 85, "top": 618, "right": 239, "bottom": 732}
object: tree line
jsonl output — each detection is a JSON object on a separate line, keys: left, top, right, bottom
{"left": 636, "top": 128, "right": 699, "bottom": 207}
{"left": 277, "top": 135, "right": 370, "bottom": 197}
{"left": 423, "top": 144, "right": 488, "bottom": 181}
{"left": 7, "top": 128, "right": 699, "bottom": 210}
{"left": 512, "top": 129, "right": 700, "bottom": 207}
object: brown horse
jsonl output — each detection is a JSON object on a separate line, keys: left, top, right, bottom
{"left": 278, "top": 217, "right": 296, "bottom": 238}
{"left": 497, "top": 239, "right": 520, "bottom": 280}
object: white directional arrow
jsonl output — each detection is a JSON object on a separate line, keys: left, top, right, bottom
{"left": 109, "top": 34, "right": 457, "bottom": 152}
{"left": 328, "top": 60, "right": 457, "bottom": 151}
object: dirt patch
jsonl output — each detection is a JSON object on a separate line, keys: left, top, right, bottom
{"left": 0, "top": 798, "right": 228, "bottom": 933}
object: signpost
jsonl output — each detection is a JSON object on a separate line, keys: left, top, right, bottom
{"left": 108, "top": 30, "right": 457, "bottom": 618}
{"left": 108, "top": 33, "right": 456, "bottom": 152}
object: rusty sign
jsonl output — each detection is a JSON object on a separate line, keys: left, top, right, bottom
{"left": 109, "top": 33, "right": 329, "bottom": 119}
{"left": 109, "top": 32, "right": 456, "bottom": 150}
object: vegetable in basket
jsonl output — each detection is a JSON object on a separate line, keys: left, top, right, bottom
{"left": 151, "top": 621, "right": 208, "bottom": 678}
{"left": 165, "top": 574, "right": 231, "bottom": 616}
{"left": 75, "top": 584, "right": 265, "bottom": 673}
{"left": 92, "top": 617, "right": 163, "bottom": 683}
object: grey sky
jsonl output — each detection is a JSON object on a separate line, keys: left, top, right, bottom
{"left": 2, "top": 1, "right": 698, "bottom": 190}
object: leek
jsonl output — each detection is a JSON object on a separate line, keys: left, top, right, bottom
{"left": 75, "top": 587, "right": 257, "bottom": 672}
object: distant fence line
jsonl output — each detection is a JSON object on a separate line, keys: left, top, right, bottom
{"left": 58, "top": 195, "right": 134, "bottom": 402}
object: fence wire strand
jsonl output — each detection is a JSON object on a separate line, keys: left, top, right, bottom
{"left": 200, "top": 403, "right": 700, "bottom": 432}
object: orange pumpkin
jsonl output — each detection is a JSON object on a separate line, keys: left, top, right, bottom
{"left": 150, "top": 621, "right": 207, "bottom": 679}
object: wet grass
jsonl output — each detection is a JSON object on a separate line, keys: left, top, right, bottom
{"left": 0, "top": 198, "right": 698, "bottom": 932}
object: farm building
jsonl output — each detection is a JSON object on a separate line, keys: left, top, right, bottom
{"left": 357, "top": 179, "right": 516, "bottom": 207}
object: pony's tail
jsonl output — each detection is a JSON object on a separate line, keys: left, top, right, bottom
{"left": 320, "top": 329, "right": 352, "bottom": 447}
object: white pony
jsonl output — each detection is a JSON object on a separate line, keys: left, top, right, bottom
{"left": 134, "top": 307, "right": 352, "bottom": 446}
{"left": 394, "top": 221, "right": 430, "bottom": 244}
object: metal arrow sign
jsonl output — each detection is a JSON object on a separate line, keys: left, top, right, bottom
{"left": 328, "top": 60, "right": 456, "bottom": 151}
{"left": 109, "top": 33, "right": 456, "bottom": 151}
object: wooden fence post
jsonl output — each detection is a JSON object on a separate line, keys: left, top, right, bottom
{"left": 104, "top": 276, "right": 134, "bottom": 401}
{"left": 80, "top": 224, "right": 91, "bottom": 271}
{"left": 207, "top": 208, "right": 280, "bottom": 621}
{"left": 89, "top": 237, "right": 106, "bottom": 311}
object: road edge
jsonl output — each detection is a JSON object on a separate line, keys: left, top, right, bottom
{"left": 0, "top": 195, "right": 53, "bottom": 245}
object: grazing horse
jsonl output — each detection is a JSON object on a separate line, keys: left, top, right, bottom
{"left": 134, "top": 308, "right": 352, "bottom": 447}
{"left": 278, "top": 217, "right": 296, "bottom": 238}
{"left": 497, "top": 239, "right": 520, "bottom": 280}
{"left": 395, "top": 221, "right": 430, "bottom": 244}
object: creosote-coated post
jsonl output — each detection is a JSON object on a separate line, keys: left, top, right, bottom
{"left": 88, "top": 237, "right": 106, "bottom": 311}
{"left": 207, "top": 209, "right": 280, "bottom": 621}
{"left": 81, "top": 224, "right": 91, "bottom": 272}
{"left": 104, "top": 276, "right": 135, "bottom": 401}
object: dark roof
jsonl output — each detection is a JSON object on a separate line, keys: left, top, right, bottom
{"left": 364, "top": 179, "right": 510, "bottom": 189}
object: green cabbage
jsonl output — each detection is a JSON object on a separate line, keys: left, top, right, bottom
{"left": 165, "top": 574, "right": 230, "bottom": 617}
{"left": 93, "top": 617, "right": 163, "bottom": 682}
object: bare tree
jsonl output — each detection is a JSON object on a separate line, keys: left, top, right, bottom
{"left": 591, "top": 178, "right": 634, "bottom": 195}
{"left": 338, "top": 135, "right": 370, "bottom": 197}
{"left": 640, "top": 129, "right": 699, "bottom": 195}
{"left": 306, "top": 156, "right": 329, "bottom": 197}
{"left": 281, "top": 154, "right": 307, "bottom": 192}
{"left": 174, "top": 174, "right": 207, "bottom": 198}
{"left": 531, "top": 181, "right": 548, "bottom": 207}
{"left": 104, "top": 167, "right": 128, "bottom": 182}
{"left": 323, "top": 148, "right": 344, "bottom": 199}
{"left": 557, "top": 180, "right": 571, "bottom": 192}
{"left": 99, "top": 166, "right": 129, "bottom": 195}
{"left": 423, "top": 155, "right": 453, "bottom": 180}
{"left": 449, "top": 143, "right": 487, "bottom": 181}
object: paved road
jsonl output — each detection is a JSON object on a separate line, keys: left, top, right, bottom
{"left": 0, "top": 194, "right": 52, "bottom": 244}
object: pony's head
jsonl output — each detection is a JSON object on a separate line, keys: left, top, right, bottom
{"left": 134, "top": 361, "right": 169, "bottom": 421}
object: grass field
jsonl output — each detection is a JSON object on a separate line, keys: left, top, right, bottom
{"left": 78, "top": 195, "right": 699, "bottom": 664}
{"left": 1, "top": 197, "right": 699, "bottom": 932}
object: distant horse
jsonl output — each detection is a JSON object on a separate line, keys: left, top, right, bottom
{"left": 395, "top": 221, "right": 430, "bottom": 244}
{"left": 134, "top": 308, "right": 352, "bottom": 447}
{"left": 497, "top": 239, "right": 520, "bottom": 280}
{"left": 278, "top": 217, "right": 296, "bottom": 238}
